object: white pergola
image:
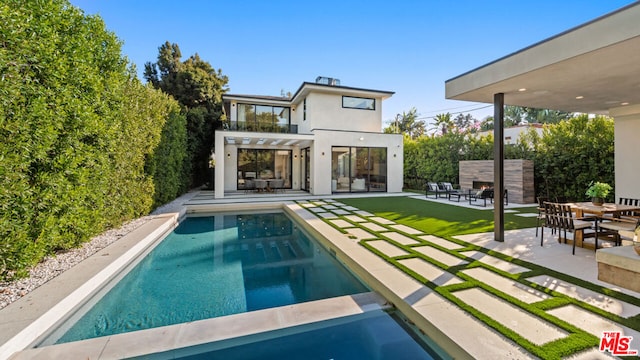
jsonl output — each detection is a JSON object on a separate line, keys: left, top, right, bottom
{"left": 445, "top": 2, "right": 640, "bottom": 241}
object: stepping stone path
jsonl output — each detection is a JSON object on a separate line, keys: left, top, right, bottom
{"left": 367, "top": 240, "right": 410, "bottom": 257}
{"left": 397, "top": 258, "right": 463, "bottom": 286}
{"left": 344, "top": 215, "right": 367, "bottom": 223}
{"left": 360, "top": 222, "right": 387, "bottom": 232}
{"left": 527, "top": 275, "right": 640, "bottom": 318}
{"left": 329, "top": 219, "right": 353, "bottom": 228}
{"left": 413, "top": 246, "right": 468, "bottom": 267}
{"left": 317, "top": 212, "right": 338, "bottom": 219}
{"left": 418, "top": 235, "right": 464, "bottom": 250}
{"left": 389, "top": 224, "right": 423, "bottom": 235}
{"left": 461, "top": 251, "right": 530, "bottom": 274}
{"left": 461, "top": 267, "right": 550, "bottom": 303}
{"left": 454, "top": 288, "right": 567, "bottom": 345}
{"left": 298, "top": 199, "right": 640, "bottom": 358}
{"left": 382, "top": 232, "right": 421, "bottom": 246}
{"left": 369, "top": 216, "right": 395, "bottom": 225}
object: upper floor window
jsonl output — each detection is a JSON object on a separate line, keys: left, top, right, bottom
{"left": 342, "top": 96, "right": 375, "bottom": 110}
{"left": 303, "top": 98, "right": 307, "bottom": 121}
{"left": 236, "top": 103, "right": 293, "bottom": 133}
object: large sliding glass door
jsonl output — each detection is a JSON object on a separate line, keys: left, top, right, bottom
{"left": 332, "top": 147, "right": 351, "bottom": 193}
{"left": 331, "top": 146, "right": 386, "bottom": 193}
{"left": 237, "top": 149, "right": 292, "bottom": 190}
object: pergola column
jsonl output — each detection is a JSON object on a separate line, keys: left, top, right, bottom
{"left": 494, "top": 93, "right": 504, "bottom": 242}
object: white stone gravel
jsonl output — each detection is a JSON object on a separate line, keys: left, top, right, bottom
{"left": 0, "top": 190, "right": 197, "bottom": 310}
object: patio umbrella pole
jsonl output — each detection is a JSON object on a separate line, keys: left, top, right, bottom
{"left": 494, "top": 93, "right": 505, "bottom": 242}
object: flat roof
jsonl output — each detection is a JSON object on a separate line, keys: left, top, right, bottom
{"left": 223, "top": 82, "right": 394, "bottom": 105}
{"left": 445, "top": 2, "right": 640, "bottom": 115}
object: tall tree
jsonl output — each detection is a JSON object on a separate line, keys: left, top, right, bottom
{"left": 453, "top": 113, "right": 478, "bottom": 133}
{"left": 504, "top": 106, "right": 525, "bottom": 127}
{"left": 384, "top": 108, "right": 425, "bottom": 139}
{"left": 432, "top": 113, "right": 454, "bottom": 135}
{"left": 522, "top": 107, "right": 573, "bottom": 124}
{"left": 144, "top": 42, "right": 229, "bottom": 187}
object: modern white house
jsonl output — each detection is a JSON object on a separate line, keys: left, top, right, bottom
{"left": 213, "top": 77, "right": 404, "bottom": 198}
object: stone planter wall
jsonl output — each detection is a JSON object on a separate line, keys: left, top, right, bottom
{"left": 459, "top": 160, "right": 535, "bottom": 204}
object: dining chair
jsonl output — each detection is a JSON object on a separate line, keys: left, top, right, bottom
{"left": 617, "top": 197, "right": 640, "bottom": 220}
{"left": 542, "top": 202, "right": 593, "bottom": 255}
{"left": 244, "top": 179, "right": 255, "bottom": 194}
{"left": 535, "top": 196, "right": 550, "bottom": 237}
{"left": 595, "top": 217, "right": 638, "bottom": 248}
{"left": 271, "top": 179, "right": 284, "bottom": 193}
{"left": 254, "top": 179, "right": 267, "bottom": 192}
{"left": 557, "top": 203, "right": 595, "bottom": 255}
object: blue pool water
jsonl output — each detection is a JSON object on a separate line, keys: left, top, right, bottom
{"left": 52, "top": 212, "right": 369, "bottom": 344}
{"left": 139, "top": 310, "right": 443, "bottom": 360}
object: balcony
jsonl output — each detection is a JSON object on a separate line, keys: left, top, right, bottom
{"left": 220, "top": 121, "right": 298, "bottom": 134}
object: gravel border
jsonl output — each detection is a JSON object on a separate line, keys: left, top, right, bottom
{"left": 0, "top": 191, "right": 198, "bottom": 310}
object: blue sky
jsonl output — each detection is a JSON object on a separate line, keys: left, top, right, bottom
{"left": 69, "top": 0, "right": 635, "bottom": 128}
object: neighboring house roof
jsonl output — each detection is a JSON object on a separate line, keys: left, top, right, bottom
{"left": 222, "top": 94, "right": 290, "bottom": 105}
{"left": 445, "top": 2, "right": 640, "bottom": 115}
{"left": 476, "top": 124, "right": 544, "bottom": 143}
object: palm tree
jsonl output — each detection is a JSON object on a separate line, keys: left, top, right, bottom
{"left": 432, "top": 113, "right": 454, "bottom": 135}
{"left": 385, "top": 108, "right": 425, "bottom": 139}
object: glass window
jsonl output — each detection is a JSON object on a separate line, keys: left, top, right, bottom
{"left": 237, "top": 104, "right": 255, "bottom": 131}
{"left": 234, "top": 103, "right": 291, "bottom": 133}
{"left": 332, "top": 147, "right": 351, "bottom": 193}
{"left": 331, "top": 146, "right": 386, "bottom": 193}
{"left": 303, "top": 98, "right": 306, "bottom": 121}
{"left": 342, "top": 96, "right": 375, "bottom": 110}
{"left": 237, "top": 149, "right": 257, "bottom": 190}
{"left": 256, "top": 105, "right": 273, "bottom": 132}
{"left": 237, "top": 149, "right": 292, "bottom": 190}
{"left": 274, "top": 107, "right": 290, "bottom": 133}
{"left": 368, "top": 148, "right": 387, "bottom": 192}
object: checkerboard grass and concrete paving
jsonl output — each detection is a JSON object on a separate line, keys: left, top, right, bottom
{"left": 296, "top": 199, "right": 640, "bottom": 359}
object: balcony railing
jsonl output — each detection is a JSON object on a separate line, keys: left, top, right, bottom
{"left": 220, "top": 122, "right": 298, "bottom": 134}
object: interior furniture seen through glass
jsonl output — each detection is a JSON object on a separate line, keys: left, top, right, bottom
{"left": 237, "top": 149, "right": 291, "bottom": 191}
{"left": 332, "top": 146, "right": 386, "bottom": 193}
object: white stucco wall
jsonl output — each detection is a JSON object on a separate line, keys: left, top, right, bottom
{"left": 476, "top": 125, "right": 543, "bottom": 144}
{"left": 611, "top": 104, "right": 640, "bottom": 201}
{"left": 305, "top": 93, "right": 382, "bottom": 133}
{"left": 310, "top": 130, "right": 403, "bottom": 195}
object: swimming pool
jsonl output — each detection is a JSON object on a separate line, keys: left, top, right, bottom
{"left": 143, "top": 310, "right": 442, "bottom": 360}
{"left": 42, "top": 211, "right": 369, "bottom": 344}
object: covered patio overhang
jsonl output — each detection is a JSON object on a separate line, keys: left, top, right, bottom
{"left": 445, "top": 2, "right": 640, "bottom": 241}
{"left": 214, "top": 130, "right": 314, "bottom": 199}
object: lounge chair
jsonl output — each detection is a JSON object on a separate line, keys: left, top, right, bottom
{"left": 425, "top": 182, "right": 447, "bottom": 198}
{"left": 468, "top": 188, "right": 493, "bottom": 206}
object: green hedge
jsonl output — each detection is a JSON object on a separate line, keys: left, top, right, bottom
{"left": 0, "top": 0, "right": 187, "bottom": 280}
{"left": 403, "top": 115, "right": 614, "bottom": 202}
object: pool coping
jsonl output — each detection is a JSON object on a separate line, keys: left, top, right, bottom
{"left": 0, "top": 212, "right": 183, "bottom": 359}
{"left": 3, "top": 200, "right": 528, "bottom": 359}
{"left": 10, "top": 293, "right": 388, "bottom": 359}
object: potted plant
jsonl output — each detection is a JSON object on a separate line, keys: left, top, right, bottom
{"left": 585, "top": 181, "right": 612, "bottom": 206}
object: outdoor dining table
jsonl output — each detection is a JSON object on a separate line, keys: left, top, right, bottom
{"left": 565, "top": 202, "right": 640, "bottom": 246}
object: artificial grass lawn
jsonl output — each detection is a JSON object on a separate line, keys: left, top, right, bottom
{"left": 340, "top": 196, "right": 538, "bottom": 236}
{"left": 302, "top": 197, "right": 640, "bottom": 360}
